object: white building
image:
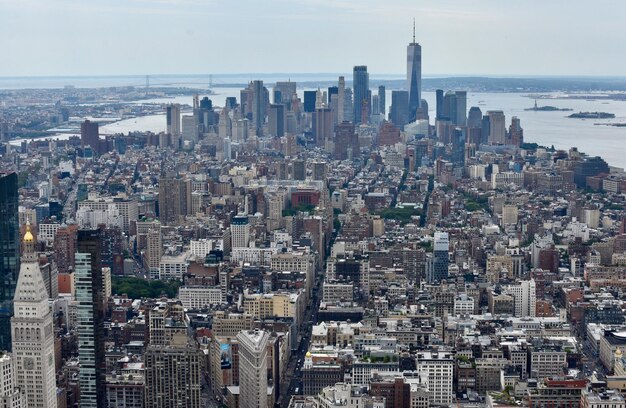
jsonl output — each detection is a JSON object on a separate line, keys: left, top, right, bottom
{"left": 237, "top": 329, "right": 269, "bottom": 408}
{"left": 178, "top": 287, "right": 224, "bottom": 310}
{"left": 38, "top": 222, "right": 61, "bottom": 246}
{"left": 0, "top": 353, "right": 24, "bottom": 408}
{"left": 506, "top": 279, "right": 536, "bottom": 318}
{"left": 11, "top": 226, "right": 57, "bottom": 408}
{"left": 158, "top": 253, "right": 188, "bottom": 281}
{"left": 415, "top": 351, "right": 454, "bottom": 405}
{"left": 77, "top": 194, "right": 138, "bottom": 233}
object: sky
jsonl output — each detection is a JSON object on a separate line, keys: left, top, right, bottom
{"left": 0, "top": 0, "right": 625, "bottom": 77}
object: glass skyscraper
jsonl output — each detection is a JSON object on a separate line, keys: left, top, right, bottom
{"left": 352, "top": 65, "right": 369, "bottom": 124}
{"left": 0, "top": 172, "right": 19, "bottom": 351}
{"left": 76, "top": 229, "right": 105, "bottom": 408}
{"left": 407, "top": 33, "right": 422, "bottom": 122}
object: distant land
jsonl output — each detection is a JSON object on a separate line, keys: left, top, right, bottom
{"left": 2, "top": 74, "right": 626, "bottom": 93}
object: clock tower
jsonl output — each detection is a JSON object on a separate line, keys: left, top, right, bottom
{"left": 11, "top": 223, "right": 57, "bottom": 408}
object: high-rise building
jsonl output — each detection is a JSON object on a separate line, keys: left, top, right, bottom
{"left": 389, "top": 91, "right": 409, "bottom": 129}
{"left": 455, "top": 91, "right": 467, "bottom": 126}
{"left": 75, "top": 229, "right": 105, "bottom": 408}
{"left": 430, "top": 232, "right": 449, "bottom": 283}
{"left": 506, "top": 279, "right": 536, "bottom": 318}
{"left": 237, "top": 329, "right": 269, "bottom": 408}
{"left": 231, "top": 215, "right": 250, "bottom": 248}
{"left": 0, "top": 172, "right": 19, "bottom": 351}
{"left": 146, "top": 225, "right": 162, "bottom": 280}
{"left": 353, "top": 65, "right": 370, "bottom": 124}
{"left": 144, "top": 302, "right": 202, "bottom": 408}
{"left": 378, "top": 85, "right": 386, "bottom": 115}
{"left": 344, "top": 88, "right": 354, "bottom": 123}
{"left": 158, "top": 177, "right": 187, "bottom": 225}
{"left": 80, "top": 120, "right": 100, "bottom": 154}
{"left": 407, "top": 23, "right": 422, "bottom": 122}
{"left": 509, "top": 116, "right": 524, "bottom": 147}
{"left": 334, "top": 121, "right": 359, "bottom": 160}
{"left": 312, "top": 107, "right": 332, "bottom": 148}
{"left": 303, "top": 91, "right": 316, "bottom": 113}
{"left": 53, "top": 224, "right": 78, "bottom": 274}
{"left": 486, "top": 110, "right": 506, "bottom": 144}
{"left": 274, "top": 81, "right": 297, "bottom": 106}
{"left": 337, "top": 76, "right": 346, "bottom": 123}
{"left": 268, "top": 104, "right": 285, "bottom": 137}
{"left": 11, "top": 224, "right": 57, "bottom": 408}
{"left": 467, "top": 106, "right": 483, "bottom": 128}
{"left": 435, "top": 89, "right": 444, "bottom": 120}
{"left": 0, "top": 353, "right": 24, "bottom": 407}
{"left": 251, "top": 80, "right": 268, "bottom": 136}
{"left": 166, "top": 104, "right": 181, "bottom": 141}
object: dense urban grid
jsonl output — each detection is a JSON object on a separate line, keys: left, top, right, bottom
{"left": 2, "top": 29, "right": 626, "bottom": 408}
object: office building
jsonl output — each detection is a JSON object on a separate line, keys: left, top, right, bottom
{"left": 312, "top": 107, "right": 332, "bottom": 148}
{"left": 455, "top": 91, "right": 467, "bottom": 126}
{"left": 430, "top": 232, "right": 449, "bottom": 283}
{"left": 274, "top": 81, "right": 297, "bottom": 106}
{"left": 11, "top": 224, "right": 57, "bottom": 408}
{"left": 0, "top": 172, "right": 19, "bottom": 351}
{"left": 0, "top": 353, "right": 24, "bottom": 408}
{"left": 231, "top": 215, "right": 250, "bottom": 248}
{"left": 166, "top": 104, "right": 181, "bottom": 143}
{"left": 144, "top": 302, "right": 202, "bottom": 408}
{"left": 352, "top": 65, "right": 369, "bottom": 124}
{"left": 337, "top": 76, "right": 346, "bottom": 122}
{"left": 303, "top": 90, "right": 316, "bottom": 113}
{"left": 486, "top": 110, "right": 506, "bottom": 144}
{"left": 334, "top": 121, "right": 359, "bottom": 160}
{"left": 407, "top": 24, "right": 422, "bottom": 122}
{"left": 509, "top": 116, "right": 524, "bottom": 146}
{"left": 80, "top": 120, "right": 100, "bottom": 154}
{"left": 506, "top": 279, "right": 536, "bottom": 318}
{"left": 268, "top": 104, "right": 285, "bottom": 138}
{"left": 158, "top": 177, "right": 187, "bottom": 225}
{"left": 435, "top": 89, "right": 444, "bottom": 120}
{"left": 237, "top": 329, "right": 269, "bottom": 408}
{"left": 251, "top": 80, "right": 268, "bottom": 136}
{"left": 467, "top": 106, "right": 483, "bottom": 128}
{"left": 378, "top": 85, "right": 386, "bottom": 115}
{"left": 389, "top": 90, "right": 409, "bottom": 130}
{"left": 75, "top": 229, "right": 105, "bottom": 408}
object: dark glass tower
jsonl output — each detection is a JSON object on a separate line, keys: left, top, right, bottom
{"left": 407, "top": 22, "right": 422, "bottom": 122}
{"left": 76, "top": 229, "right": 106, "bottom": 408}
{"left": 352, "top": 65, "right": 370, "bottom": 124}
{"left": 0, "top": 172, "right": 19, "bottom": 351}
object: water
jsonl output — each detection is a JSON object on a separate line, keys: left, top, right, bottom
{"left": 7, "top": 85, "right": 626, "bottom": 168}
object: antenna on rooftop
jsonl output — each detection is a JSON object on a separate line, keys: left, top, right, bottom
{"left": 413, "top": 18, "right": 416, "bottom": 43}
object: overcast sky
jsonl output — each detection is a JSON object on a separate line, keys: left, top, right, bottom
{"left": 0, "top": 0, "right": 625, "bottom": 77}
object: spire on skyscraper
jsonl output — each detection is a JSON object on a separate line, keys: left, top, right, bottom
{"left": 413, "top": 17, "right": 415, "bottom": 43}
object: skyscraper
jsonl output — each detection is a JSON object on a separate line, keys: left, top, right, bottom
{"left": 11, "top": 224, "right": 57, "bottom": 408}
{"left": 435, "top": 89, "right": 444, "bottom": 120}
{"left": 337, "top": 76, "right": 346, "bottom": 123}
{"left": 378, "top": 85, "right": 386, "bottom": 115}
{"left": 268, "top": 104, "right": 285, "bottom": 137}
{"left": 303, "top": 90, "right": 316, "bottom": 113}
{"left": 166, "top": 104, "right": 181, "bottom": 140}
{"left": 312, "top": 107, "right": 332, "bottom": 148}
{"left": 0, "top": 172, "right": 19, "bottom": 351}
{"left": 486, "top": 110, "right": 506, "bottom": 144}
{"left": 430, "top": 232, "right": 449, "bottom": 283}
{"left": 389, "top": 90, "right": 409, "bottom": 129}
{"left": 81, "top": 120, "right": 100, "bottom": 154}
{"left": 455, "top": 91, "right": 467, "bottom": 126}
{"left": 76, "top": 229, "right": 105, "bottom": 408}
{"left": 407, "top": 21, "right": 422, "bottom": 122}
{"left": 251, "top": 80, "right": 268, "bottom": 136}
{"left": 352, "top": 65, "right": 370, "bottom": 124}
{"left": 230, "top": 215, "right": 250, "bottom": 248}
{"left": 237, "top": 329, "right": 269, "bottom": 408}
{"left": 467, "top": 106, "right": 483, "bottom": 128}
{"left": 158, "top": 177, "right": 187, "bottom": 225}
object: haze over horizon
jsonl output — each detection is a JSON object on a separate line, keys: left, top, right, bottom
{"left": 1, "top": 0, "right": 625, "bottom": 78}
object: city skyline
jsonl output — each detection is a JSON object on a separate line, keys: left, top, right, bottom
{"left": 0, "top": 0, "right": 625, "bottom": 77}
